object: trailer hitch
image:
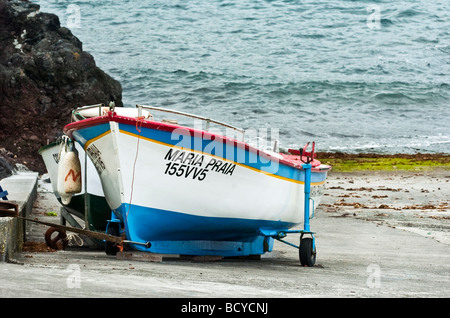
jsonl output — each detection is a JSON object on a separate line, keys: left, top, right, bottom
{"left": 0, "top": 204, "right": 153, "bottom": 252}
{"left": 0, "top": 201, "right": 18, "bottom": 217}
{"left": 0, "top": 203, "right": 123, "bottom": 249}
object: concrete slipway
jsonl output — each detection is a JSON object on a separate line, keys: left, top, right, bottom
{"left": 0, "top": 171, "right": 38, "bottom": 263}
{"left": 0, "top": 170, "right": 449, "bottom": 298}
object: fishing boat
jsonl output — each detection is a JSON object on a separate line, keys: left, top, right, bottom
{"left": 38, "top": 106, "right": 154, "bottom": 234}
{"left": 63, "top": 103, "right": 331, "bottom": 264}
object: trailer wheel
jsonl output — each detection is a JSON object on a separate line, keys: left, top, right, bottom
{"left": 105, "top": 221, "right": 120, "bottom": 255}
{"left": 299, "top": 237, "right": 316, "bottom": 267}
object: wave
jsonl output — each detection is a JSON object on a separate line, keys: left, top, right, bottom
{"left": 293, "top": 33, "right": 326, "bottom": 39}
{"left": 135, "top": 68, "right": 450, "bottom": 107}
{"left": 327, "top": 135, "right": 450, "bottom": 154}
{"left": 396, "top": 8, "right": 423, "bottom": 18}
{"left": 372, "top": 92, "right": 415, "bottom": 100}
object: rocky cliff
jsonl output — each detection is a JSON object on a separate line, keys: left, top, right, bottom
{"left": 0, "top": 0, "right": 122, "bottom": 176}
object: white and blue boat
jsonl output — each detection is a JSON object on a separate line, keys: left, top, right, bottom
{"left": 63, "top": 104, "right": 331, "bottom": 265}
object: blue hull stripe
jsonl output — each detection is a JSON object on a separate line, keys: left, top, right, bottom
{"left": 117, "top": 203, "right": 296, "bottom": 242}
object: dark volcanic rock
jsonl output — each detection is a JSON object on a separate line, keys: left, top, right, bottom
{"left": 0, "top": 0, "right": 122, "bottom": 174}
{"left": 0, "top": 148, "right": 14, "bottom": 179}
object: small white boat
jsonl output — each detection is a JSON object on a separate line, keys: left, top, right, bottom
{"left": 63, "top": 104, "right": 331, "bottom": 264}
{"left": 38, "top": 139, "right": 111, "bottom": 232}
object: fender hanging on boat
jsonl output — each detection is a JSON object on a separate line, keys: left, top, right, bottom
{"left": 57, "top": 137, "right": 82, "bottom": 205}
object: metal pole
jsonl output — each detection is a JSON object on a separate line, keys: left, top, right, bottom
{"left": 303, "top": 163, "right": 312, "bottom": 233}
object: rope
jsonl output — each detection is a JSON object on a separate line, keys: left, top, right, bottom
{"left": 57, "top": 135, "right": 70, "bottom": 163}
{"left": 67, "top": 233, "right": 84, "bottom": 247}
{"left": 135, "top": 116, "right": 145, "bottom": 133}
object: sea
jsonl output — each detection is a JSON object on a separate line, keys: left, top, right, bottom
{"left": 35, "top": 0, "right": 450, "bottom": 154}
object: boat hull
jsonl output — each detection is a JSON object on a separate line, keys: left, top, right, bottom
{"left": 65, "top": 112, "right": 330, "bottom": 256}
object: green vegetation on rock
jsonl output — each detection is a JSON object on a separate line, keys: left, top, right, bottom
{"left": 316, "top": 153, "right": 450, "bottom": 172}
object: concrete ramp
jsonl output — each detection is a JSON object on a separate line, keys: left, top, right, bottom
{"left": 0, "top": 172, "right": 38, "bottom": 262}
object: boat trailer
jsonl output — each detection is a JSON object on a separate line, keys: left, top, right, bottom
{"left": 262, "top": 143, "right": 317, "bottom": 267}
{"left": 0, "top": 144, "right": 318, "bottom": 266}
{"left": 0, "top": 202, "right": 147, "bottom": 252}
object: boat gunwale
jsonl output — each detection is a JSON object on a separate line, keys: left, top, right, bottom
{"left": 63, "top": 111, "right": 332, "bottom": 173}
{"left": 38, "top": 140, "right": 61, "bottom": 154}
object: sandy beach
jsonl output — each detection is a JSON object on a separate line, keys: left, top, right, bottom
{"left": 320, "top": 170, "right": 450, "bottom": 245}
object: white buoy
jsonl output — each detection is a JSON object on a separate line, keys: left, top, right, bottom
{"left": 57, "top": 137, "right": 82, "bottom": 205}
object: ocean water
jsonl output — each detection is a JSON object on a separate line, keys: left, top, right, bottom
{"left": 35, "top": 0, "right": 450, "bottom": 154}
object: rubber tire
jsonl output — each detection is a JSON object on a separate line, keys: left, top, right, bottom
{"left": 299, "top": 237, "right": 316, "bottom": 267}
{"left": 105, "top": 222, "right": 120, "bottom": 255}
